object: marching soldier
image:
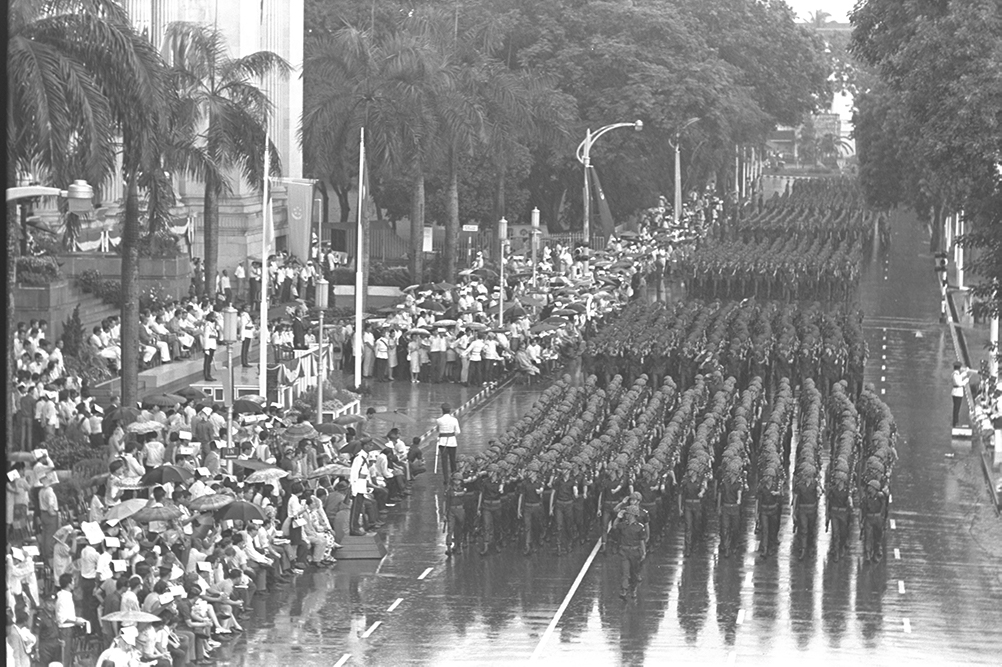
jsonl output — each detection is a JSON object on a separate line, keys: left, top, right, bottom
{"left": 718, "top": 461, "right": 744, "bottom": 558}
{"left": 861, "top": 479, "right": 887, "bottom": 562}
{"left": 477, "top": 464, "right": 505, "bottom": 555}
{"left": 793, "top": 467, "right": 820, "bottom": 560}
{"left": 598, "top": 465, "right": 629, "bottom": 554}
{"left": 615, "top": 505, "right": 649, "bottom": 600}
{"left": 757, "top": 474, "right": 781, "bottom": 558}
{"left": 445, "top": 472, "right": 467, "bottom": 556}
{"left": 679, "top": 468, "right": 707, "bottom": 557}
{"left": 826, "top": 466, "right": 852, "bottom": 561}
{"left": 550, "top": 463, "right": 578, "bottom": 555}
{"left": 518, "top": 463, "right": 546, "bottom": 555}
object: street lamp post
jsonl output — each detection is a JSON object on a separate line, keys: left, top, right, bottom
{"left": 221, "top": 306, "right": 238, "bottom": 475}
{"left": 531, "top": 208, "right": 540, "bottom": 287}
{"left": 576, "top": 120, "right": 643, "bottom": 240}
{"left": 7, "top": 180, "right": 95, "bottom": 283}
{"left": 498, "top": 217, "right": 508, "bottom": 328}
{"left": 315, "top": 277, "right": 329, "bottom": 424}
{"left": 672, "top": 118, "right": 700, "bottom": 229}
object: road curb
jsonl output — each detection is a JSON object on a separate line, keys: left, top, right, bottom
{"left": 417, "top": 373, "right": 519, "bottom": 446}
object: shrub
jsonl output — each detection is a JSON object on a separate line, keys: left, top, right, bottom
{"left": 46, "top": 434, "right": 105, "bottom": 470}
{"left": 64, "top": 347, "right": 113, "bottom": 386}
{"left": 61, "top": 305, "right": 86, "bottom": 357}
{"left": 76, "top": 268, "right": 102, "bottom": 294}
{"left": 16, "top": 255, "right": 61, "bottom": 284}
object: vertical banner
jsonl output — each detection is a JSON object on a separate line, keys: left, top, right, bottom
{"left": 286, "top": 181, "right": 313, "bottom": 262}
{"left": 423, "top": 227, "right": 434, "bottom": 253}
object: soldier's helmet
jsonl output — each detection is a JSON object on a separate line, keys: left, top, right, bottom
{"left": 486, "top": 463, "right": 501, "bottom": 477}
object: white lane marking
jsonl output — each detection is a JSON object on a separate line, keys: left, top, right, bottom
{"left": 894, "top": 548, "right": 901, "bottom": 560}
{"left": 361, "top": 620, "right": 382, "bottom": 638}
{"left": 387, "top": 598, "right": 403, "bottom": 612}
{"left": 890, "top": 519, "right": 897, "bottom": 530}
{"left": 882, "top": 365, "right": 886, "bottom": 371}
{"left": 881, "top": 376, "right": 886, "bottom": 382}
{"left": 736, "top": 608, "right": 745, "bottom": 625}
{"left": 903, "top": 618, "right": 912, "bottom": 634}
{"left": 881, "top": 388, "right": 886, "bottom": 395}
{"left": 333, "top": 654, "right": 351, "bottom": 667}
{"left": 529, "top": 538, "right": 603, "bottom": 662}
{"left": 744, "top": 572, "right": 753, "bottom": 587}
{"left": 727, "top": 650, "right": 737, "bottom": 665}
{"left": 418, "top": 567, "right": 433, "bottom": 580}
{"left": 898, "top": 580, "right": 906, "bottom": 594}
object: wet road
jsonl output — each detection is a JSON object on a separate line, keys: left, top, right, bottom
{"left": 212, "top": 208, "right": 1001, "bottom": 666}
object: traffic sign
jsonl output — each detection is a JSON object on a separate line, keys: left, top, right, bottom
{"left": 462, "top": 224, "right": 479, "bottom": 232}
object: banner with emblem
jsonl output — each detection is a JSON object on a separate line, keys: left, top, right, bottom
{"left": 286, "top": 180, "right": 314, "bottom": 262}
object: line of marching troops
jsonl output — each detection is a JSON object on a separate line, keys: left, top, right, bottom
{"left": 438, "top": 370, "right": 895, "bottom": 596}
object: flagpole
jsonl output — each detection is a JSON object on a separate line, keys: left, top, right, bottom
{"left": 259, "top": 131, "right": 270, "bottom": 398}
{"left": 354, "top": 127, "right": 365, "bottom": 389}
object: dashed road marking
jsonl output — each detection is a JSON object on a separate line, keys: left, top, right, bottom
{"left": 736, "top": 608, "right": 745, "bottom": 625}
{"left": 903, "top": 618, "right": 912, "bottom": 634}
{"left": 898, "top": 580, "right": 906, "bottom": 594}
{"left": 890, "top": 519, "right": 897, "bottom": 530}
{"left": 881, "top": 388, "right": 886, "bottom": 395}
{"left": 894, "top": 548, "right": 901, "bottom": 560}
{"left": 334, "top": 654, "right": 351, "bottom": 667}
{"left": 387, "top": 598, "right": 403, "bottom": 612}
{"left": 744, "top": 572, "right": 753, "bottom": 587}
{"left": 418, "top": 567, "right": 433, "bottom": 580}
{"left": 361, "top": 620, "right": 382, "bottom": 638}
{"left": 882, "top": 365, "right": 886, "bottom": 371}
{"left": 727, "top": 650, "right": 737, "bottom": 665}
{"left": 881, "top": 376, "right": 886, "bottom": 382}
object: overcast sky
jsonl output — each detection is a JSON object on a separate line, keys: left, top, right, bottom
{"left": 785, "top": 0, "right": 857, "bottom": 23}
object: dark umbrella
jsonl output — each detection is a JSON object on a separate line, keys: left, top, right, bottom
{"left": 564, "top": 302, "right": 587, "bottom": 312}
{"left": 175, "top": 387, "right": 206, "bottom": 402}
{"left": 317, "top": 423, "right": 347, "bottom": 435}
{"left": 282, "top": 422, "right": 319, "bottom": 442}
{"left": 215, "top": 500, "right": 267, "bottom": 523}
{"left": 335, "top": 414, "right": 366, "bottom": 425}
{"left": 232, "top": 459, "right": 275, "bottom": 472}
{"left": 435, "top": 281, "right": 457, "bottom": 291}
{"left": 308, "top": 463, "right": 352, "bottom": 479}
{"left": 419, "top": 300, "right": 446, "bottom": 312}
{"left": 140, "top": 465, "right": 193, "bottom": 487}
{"left": 518, "top": 295, "right": 545, "bottom": 308}
{"left": 142, "top": 393, "right": 185, "bottom": 408}
{"left": 104, "top": 406, "right": 141, "bottom": 429}
{"left": 232, "top": 399, "right": 264, "bottom": 415}
{"left": 504, "top": 304, "right": 528, "bottom": 319}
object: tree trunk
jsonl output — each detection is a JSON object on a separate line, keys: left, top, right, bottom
{"left": 931, "top": 200, "right": 943, "bottom": 254}
{"left": 6, "top": 159, "right": 17, "bottom": 448}
{"left": 335, "top": 183, "right": 351, "bottom": 224}
{"left": 445, "top": 148, "right": 460, "bottom": 282}
{"left": 410, "top": 165, "right": 425, "bottom": 283}
{"left": 120, "top": 171, "right": 142, "bottom": 409}
{"left": 203, "top": 171, "right": 219, "bottom": 299}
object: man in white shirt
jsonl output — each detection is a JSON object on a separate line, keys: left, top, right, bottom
{"left": 202, "top": 314, "right": 218, "bottom": 382}
{"left": 234, "top": 262, "right": 245, "bottom": 302}
{"left": 951, "top": 362, "right": 972, "bottom": 429}
{"left": 465, "top": 334, "right": 485, "bottom": 387}
{"left": 348, "top": 448, "right": 371, "bottom": 535}
{"left": 429, "top": 330, "right": 448, "bottom": 383}
{"left": 238, "top": 308, "right": 255, "bottom": 367}
{"left": 436, "top": 403, "right": 461, "bottom": 483}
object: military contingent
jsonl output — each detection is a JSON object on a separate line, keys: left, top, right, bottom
{"left": 432, "top": 182, "right": 897, "bottom": 602}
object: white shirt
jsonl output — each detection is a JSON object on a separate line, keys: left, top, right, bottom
{"left": 436, "top": 413, "right": 460, "bottom": 448}
{"left": 55, "top": 588, "right": 78, "bottom": 627}
{"left": 952, "top": 369, "right": 970, "bottom": 398}
{"left": 349, "top": 453, "right": 370, "bottom": 495}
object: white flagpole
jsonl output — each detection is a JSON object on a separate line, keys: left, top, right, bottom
{"left": 259, "top": 131, "right": 271, "bottom": 398}
{"left": 354, "top": 127, "right": 365, "bottom": 389}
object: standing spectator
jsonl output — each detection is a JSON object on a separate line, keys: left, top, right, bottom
{"left": 55, "top": 572, "right": 88, "bottom": 667}
{"left": 7, "top": 608, "right": 35, "bottom": 667}
{"left": 234, "top": 262, "right": 245, "bottom": 302}
{"left": 38, "top": 472, "right": 60, "bottom": 561}
{"left": 249, "top": 261, "right": 261, "bottom": 304}
{"left": 202, "top": 313, "right": 218, "bottom": 382}
{"left": 239, "top": 307, "right": 255, "bottom": 368}
{"left": 220, "top": 270, "right": 232, "bottom": 304}
{"left": 7, "top": 463, "right": 30, "bottom": 543}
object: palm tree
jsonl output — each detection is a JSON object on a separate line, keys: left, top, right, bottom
{"left": 303, "top": 25, "right": 451, "bottom": 285}
{"left": 809, "top": 10, "right": 831, "bottom": 28}
{"left": 7, "top": 0, "right": 170, "bottom": 427}
{"left": 162, "top": 22, "right": 289, "bottom": 300}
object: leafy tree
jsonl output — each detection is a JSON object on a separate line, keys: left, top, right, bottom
{"left": 162, "top": 22, "right": 289, "bottom": 299}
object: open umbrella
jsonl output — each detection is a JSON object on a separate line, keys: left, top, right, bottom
{"left": 131, "top": 505, "right": 182, "bottom": 524}
{"left": 316, "top": 423, "right": 347, "bottom": 435}
{"left": 544, "top": 316, "right": 570, "bottom": 326}
{"left": 435, "top": 281, "right": 457, "bottom": 291}
{"left": 564, "top": 302, "right": 587, "bottom": 312}
{"left": 551, "top": 308, "right": 577, "bottom": 317}
{"left": 102, "top": 610, "right": 162, "bottom": 624}
{"left": 142, "top": 393, "right": 184, "bottom": 408}
{"left": 282, "top": 423, "right": 319, "bottom": 442}
{"left": 433, "top": 319, "right": 458, "bottom": 327}
{"left": 231, "top": 459, "right": 274, "bottom": 472}
{"left": 458, "top": 268, "right": 475, "bottom": 276}
{"left": 187, "top": 494, "right": 234, "bottom": 513}
{"left": 127, "top": 421, "right": 163, "bottom": 435}
{"left": 475, "top": 267, "right": 498, "bottom": 279}
{"left": 175, "top": 387, "right": 206, "bottom": 402}
{"left": 308, "top": 464, "right": 351, "bottom": 479}
{"left": 335, "top": 414, "right": 366, "bottom": 425}
{"left": 215, "top": 500, "right": 267, "bottom": 523}
{"left": 504, "top": 304, "right": 527, "bottom": 319}
{"left": 104, "top": 406, "right": 141, "bottom": 428}
{"left": 140, "top": 465, "right": 192, "bottom": 487}
{"left": 419, "top": 300, "right": 445, "bottom": 312}
{"left": 518, "top": 295, "right": 545, "bottom": 308}
{"left": 232, "top": 399, "right": 264, "bottom": 415}
{"left": 103, "top": 498, "right": 150, "bottom": 523}
{"left": 464, "top": 322, "right": 487, "bottom": 331}
{"left": 244, "top": 468, "right": 290, "bottom": 484}
{"left": 530, "top": 322, "right": 561, "bottom": 333}
{"left": 371, "top": 411, "right": 417, "bottom": 425}
{"left": 408, "top": 327, "right": 431, "bottom": 336}
{"left": 403, "top": 284, "right": 421, "bottom": 293}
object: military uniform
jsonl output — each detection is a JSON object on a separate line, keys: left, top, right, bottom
{"left": 719, "top": 478, "right": 742, "bottom": 557}
{"left": 520, "top": 476, "right": 545, "bottom": 555}
{"left": 600, "top": 475, "right": 628, "bottom": 552}
{"left": 681, "top": 477, "right": 704, "bottom": 556}
{"left": 862, "top": 484, "right": 887, "bottom": 562}
{"left": 552, "top": 474, "right": 577, "bottom": 554}
{"left": 616, "top": 508, "right": 649, "bottom": 599}
{"left": 446, "top": 475, "right": 467, "bottom": 555}
{"left": 758, "top": 486, "right": 781, "bottom": 557}
{"left": 794, "top": 482, "right": 819, "bottom": 559}
{"left": 479, "top": 474, "right": 504, "bottom": 554}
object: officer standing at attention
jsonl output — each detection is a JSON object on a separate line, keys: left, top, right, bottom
{"left": 436, "top": 403, "right": 461, "bottom": 484}
{"left": 615, "top": 505, "right": 648, "bottom": 600}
